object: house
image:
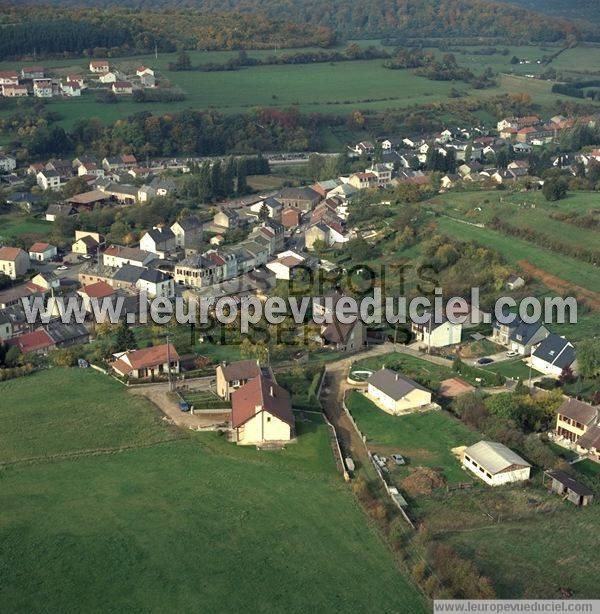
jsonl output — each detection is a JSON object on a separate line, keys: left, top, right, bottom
{"left": 136, "top": 268, "right": 175, "bottom": 299}
{"left": 139, "top": 227, "right": 177, "bottom": 258}
{"left": 0, "top": 247, "right": 29, "bottom": 279}
{"left": 0, "top": 153, "right": 17, "bottom": 173}
{"left": 368, "top": 163, "right": 393, "bottom": 186}
{"left": 99, "top": 71, "right": 120, "bottom": 84}
{"left": 554, "top": 398, "right": 598, "bottom": 450}
{"left": 216, "top": 359, "right": 262, "bottom": 400}
{"left": 136, "top": 66, "right": 155, "bottom": 78}
{"left": 462, "top": 441, "right": 531, "bottom": 486}
{"left": 45, "top": 321, "right": 90, "bottom": 349}
{"left": 491, "top": 317, "right": 549, "bottom": 355}
{"left": 77, "top": 162, "right": 104, "bottom": 177}
{"left": 61, "top": 79, "right": 82, "bottom": 96}
{"left": 77, "top": 280, "right": 117, "bottom": 311}
{"left": 33, "top": 78, "right": 53, "bottom": 98}
{"left": 140, "top": 72, "right": 156, "bottom": 88}
{"left": 99, "top": 183, "right": 138, "bottom": 204}
{"left": 21, "top": 65, "right": 44, "bottom": 80}
{"left": 0, "top": 312, "right": 12, "bottom": 341}
{"left": 1, "top": 84, "right": 28, "bottom": 97}
{"left": 266, "top": 250, "right": 306, "bottom": 280}
{"left": 544, "top": 470, "right": 593, "bottom": 507}
{"left": 213, "top": 208, "right": 239, "bottom": 230}
{"left": 507, "top": 160, "right": 529, "bottom": 177}
{"left": 28, "top": 242, "right": 57, "bottom": 262}
{"left": 6, "top": 192, "right": 42, "bottom": 212}
{"left": 231, "top": 372, "right": 294, "bottom": 446}
{"left": 304, "top": 222, "right": 329, "bottom": 250}
{"left": 320, "top": 317, "right": 366, "bottom": 352}
{"left": 210, "top": 234, "right": 224, "bottom": 246}
{"left": 72, "top": 234, "right": 99, "bottom": 255}
{"left": 174, "top": 251, "right": 234, "bottom": 288}
{"left": 411, "top": 314, "right": 462, "bottom": 348}
{"left": 250, "top": 196, "right": 283, "bottom": 221}
{"left": 112, "top": 81, "right": 133, "bottom": 95}
{"left": 89, "top": 60, "right": 110, "bottom": 73}
{"left": 348, "top": 172, "right": 377, "bottom": 190}
{"left": 352, "top": 141, "right": 374, "bottom": 155}
{"left": 531, "top": 334, "right": 576, "bottom": 377}
{"left": 36, "top": 169, "right": 61, "bottom": 191}
{"left": 506, "top": 274, "right": 525, "bottom": 290}
{"left": 110, "top": 264, "right": 144, "bottom": 291}
{"left": 7, "top": 328, "right": 55, "bottom": 354}
{"left": 275, "top": 187, "right": 321, "bottom": 212}
{"left": 171, "top": 215, "right": 203, "bottom": 249}
{"left": 110, "top": 343, "right": 180, "bottom": 379}
{"left": 281, "top": 207, "right": 301, "bottom": 229}
{"left": 137, "top": 176, "right": 176, "bottom": 202}
{"left": 45, "top": 203, "right": 77, "bottom": 221}
{"left": 102, "top": 245, "right": 156, "bottom": 269}
{"left": 0, "top": 71, "right": 19, "bottom": 86}
{"left": 30, "top": 271, "right": 60, "bottom": 291}
{"left": 366, "top": 369, "right": 432, "bottom": 415}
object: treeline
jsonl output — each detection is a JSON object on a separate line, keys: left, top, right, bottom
{"left": 13, "top": 0, "right": 593, "bottom": 42}
{"left": 488, "top": 217, "right": 600, "bottom": 265}
{"left": 0, "top": 5, "right": 334, "bottom": 60}
{"left": 168, "top": 45, "right": 389, "bottom": 72}
{"left": 552, "top": 79, "right": 600, "bottom": 101}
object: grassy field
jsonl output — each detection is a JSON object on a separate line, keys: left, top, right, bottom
{"left": 0, "top": 212, "right": 53, "bottom": 242}
{"left": 0, "top": 368, "right": 426, "bottom": 612}
{"left": 345, "top": 390, "right": 478, "bottom": 484}
{"left": 483, "top": 359, "right": 543, "bottom": 380}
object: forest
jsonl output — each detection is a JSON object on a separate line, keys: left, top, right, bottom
{"left": 3, "top": 0, "right": 598, "bottom": 55}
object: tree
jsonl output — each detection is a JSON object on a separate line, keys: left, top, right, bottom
{"left": 258, "top": 202, "right": 269, "bottom": 221}
{"left": 114, "top": 321, "right": 136, "bottom": 352}
{"left": 577, "top": 338, "right": 600, "bottom": 378}
{"left": 542, "top": 177, "right": 568, "bottom": 202}
{"left": 174, "top": 51, "right": 192, "bottom": 70}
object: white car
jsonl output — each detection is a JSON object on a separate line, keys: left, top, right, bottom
{"left": 506, "top": 350, "right": 518, "bottom": 357}
{"left": 56, "top": 265, "right": 68, "bottom": 270}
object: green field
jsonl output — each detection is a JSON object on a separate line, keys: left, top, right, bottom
{"left": 345, "top": 390, "right": 478, "bottom": 484}
{"left": 0, "top": 368, "right": 426, "bottom": 612}
{"left": 483, "top": 359, "right": 543, "bottom": 380}
{"left": 0, "top": 212, "right": 53, "bottom": 241}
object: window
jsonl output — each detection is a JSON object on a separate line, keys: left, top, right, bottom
{"left": 266, "top": 416, "right": 271, "bottom": 423}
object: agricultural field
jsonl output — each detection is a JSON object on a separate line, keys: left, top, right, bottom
{"left": 0, "top": 368, "right": 427, "bottom": 613}
{"left": 0, "top": 211, "right": 53, "bottom": 242}
{"left": 345, "top": 390, "right": 478, "bottom": 484}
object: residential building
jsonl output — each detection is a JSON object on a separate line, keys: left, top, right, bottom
{"left": 231, "top": 372, "right": 294, "bottom": 446}
{"left": 72, "top": 235, "right": 100, "bottom": 255}
{"left": 554, "top": 399, "right": 598, "bottom": 449}
{"left": 171, "top": 215, "right": 203, "bottom": 249}
{"left": 491, "top": 317, "right": 549, "bottom": 355}
{"left": 28, "top": 242, "right": 57, "bottom": 262}
{"left": 366, "top": 369, "right": 432, "bottom": 415}
{"left": 462, "top": 441, "right": 531, "bottom": 486}
{"left": 266, "top": 250, "right": 306, "bottom": 280}
{"left": 45, "top": 203, "right": 77, "bottom": 221}
{"left": 530, "top": 334, "right": 576, "bottom": 377}
{"left": 348, "top": 172, "right": 377, "bottom": 190}
{"left": 320, "top": 318, "right": 366, "bottom": 352}
{"left": 281, "top": 207, "right": 301, "bottom": 229}
{"left": 506, "top": 274, "right": 525, "bottom": 290}
{"left": 1, "top": 84, "right": 28, "bottom": 97}
{"left": 7, "top": 328, "right": 55, "bottom": 354}
{"left": 89, "top": 60, "right": 110, "bottom": 73}
{"left": 213, "top": 208, "right": 239, "bottom": 230}
{"left": 275, "top": 187, "right": 321, "bottom": 212}
{"left": 175, "top": 251, "right": 234, "bottom": 289}
{"left": 140, "top": 227, "right": 177, "bottom": 258}
{"left": 33, "top": 78, "right": 53, "bottom": 98}
{"left": 0, "top": 70, "right": 19, "bottom": 86}
{"left": 216, "top": 359, "right": 263, "bottom": 400}
{"left": 102, "top": 245, "right": 156, "bottom": 269}
{"left": 0, "top": 153, "right": 17, "bottom": 173}
{"left": 112, "top": 81, "right": 133, "bottom": 95}
{"left": 36, "top": 169, "right": 61, "bottom": 191}
{"left": 411, "top": 314, "right": 462, "bottom": 348}
{"left": 136, "top": 268, "right": 175, "bottom": 299}
{"left": 0, "top": 246, "right": 29, "bottom": 279}
{"left": 111, "top": 343, "right": 180, "bottom": 379}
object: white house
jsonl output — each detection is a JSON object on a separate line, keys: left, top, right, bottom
{"left": 99, "top": 71, "right": 119, "bottom": 84}
{"left": 102, "top": 245, "right": 156, "bottom": 269}
{"left": 32, "top": 78, "right": 53, "bottom": 98}
{"left": 231, "top": 372, "right": 294, "bottom": 446}
{"left": 36, "top": 170, "right": 61, "bottom": 191}
{"left": 266, "top": 250, "right": 306, "bottom": 280}
{"left": 0, "top": 153, "right": 17, "bottom": 173}
{"left": 89, "top": 60, "right": 109, "bottom": 74}
{"left": 136, "top": 268, "right": 175, "bottom": 299}
{"left": 462, "top": 441, "right": 531, "bottom": 486}
{"left": 170, "top": 215, "right": 203, "bottom": 249}
{"left": 366, "top": 369, "right": 432, "bottom": 415}
{"left": 0, "top": 246, "right": 29, "bottom": 280}
{"left": 140, "top": 227, "right": 177, "bottom": 258}
{"left": 411, "top": 314, "right": 462, "bottom": 348}
{"left": 28, "top": 242, "right": 57, "bottom": 262}
{"left": 531, "top": 333, "right": 576, "bottom": 377}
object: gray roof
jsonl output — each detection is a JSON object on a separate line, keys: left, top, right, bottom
{"left": 277, "top": 186, "right": 320, "bottom": 201}
{"left": 46, "top": 321, "right": 89, "bottom": 345}
{"left": 112, "top": 264, "right": 144, "bottom": 284}
{"left": 532, "top": 334, "right": 575, "bottom": 370}
{"left": 464, "top": 441, "right": 530, "bottom": 474}
{"left": 367, "top": 368, "right": 429, "bottom": 400}
{"left": 174, "top": 215, "right": 202, "bottom": 231}
{"left": 145, "top": 227, "right": 175, "bottom": 244}
{"left": 139, "top": 268, "right": 171, "bottom": 284}
{"left": 546, "top": 470, "right": 593, "bottom": 497}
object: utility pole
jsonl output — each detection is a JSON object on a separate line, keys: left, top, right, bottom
{"left": 166, "top": 334, "right": 174, "bottom": 392}
{"left": 155, "top": 41, "right": 158, "bottom": 60}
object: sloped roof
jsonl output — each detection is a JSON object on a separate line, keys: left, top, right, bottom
{"left": 578, "top": 425, "right": 600, "bottom": 452}
{"left": 546, "top": 469, "right": 593, "bottom": 496}
{"left": 557, "top": 398, "right": 597, "bottom": 425}
{"left": 532, "top": 334, "right": 575, "bottom": 370}
{"left": 220, "top": 359, "right": 261, "bottom": 382}
{"left": 367, "top": 368, "right": 429, "bottom": 400}
{"left": 111, "top": 343, "right": 179, "bottom": 374}
{"left": 464, "top": 441, "right": 530, "bottom": 474}
{"left": 231, "top": 372, "right": 294, "bottom": 429}
{"left": 0, "top": 246, "right": 26, "bottom": 261}
{"left": 7, "top": 328, "right": 54, "bottom": 353}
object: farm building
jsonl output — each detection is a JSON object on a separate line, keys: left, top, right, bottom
{"left": 543, "top": 470, "right": 593, "bottom": 507}
{"left": 462, "top": 440, "right": 531, "bottom": 486}
{"left": 366, "top": 368, "right": 432, "bottom": 415}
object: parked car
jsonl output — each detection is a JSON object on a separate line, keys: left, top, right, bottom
{"left": 478, "top": 357, "right": 494, "bottom": 365}
{"left": 391, "top": 454, "right": 405, "bottom": 465}
{"left": 506, "top": 350, "right": 518, "bottom": 357}
{"left": 179, "top": 401, "right": 190, "bottom": 412}
{"left": 56, "top": 265, "right": 68, "bottom": 271}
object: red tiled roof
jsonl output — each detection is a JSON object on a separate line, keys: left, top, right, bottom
{"left": 81, "top": 280, "right": 116, "bottom": 299}
{"left": 8, "top": 329, "right": 54, "bottom": 353}
{"left": 29, "top": 242, "right": 53, "bottom": 253}
{"left": 111, "top": 343, "right": 179, "bottom": 374}
{"left": 0, "top": 246, "right": 26, "bottom": 261}
{"left": 231, "top": 372, "right": 294, "bottom": 428}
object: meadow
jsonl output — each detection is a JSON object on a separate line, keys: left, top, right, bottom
{"left": 0, "top": 368, "right": 427, "bottom": 613}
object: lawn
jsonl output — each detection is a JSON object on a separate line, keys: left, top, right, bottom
{"left": 0, "top": 212, "right": 53, "bottom": 241}
{"left": 345, "top": 390, "right": 478, "bottom": 484}
{"left": 0, "top": 368, "right": 426, "bottom": 612}
{"left": 0, "top": 368, "right": 176, "bottom": 465}
{"left": 483, "top": 359, "right": 542, "bottom": 381}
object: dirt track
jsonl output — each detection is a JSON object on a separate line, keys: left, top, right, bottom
{"left": 517, "top": 260, "right": 600, "bottom": 311}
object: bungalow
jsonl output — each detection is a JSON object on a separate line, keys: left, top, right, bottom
{"left": 112, "top": 81, "right": 133, "bottom": 95}
{"left": 111, "top": 343, "right": 180, "bottom": 379}
{"left": 0, "top": 246, "right": 29, "bottom": 279}
{"left": 320, "top": 317, "right": 365, "bottom": 352}
{"left": 544, "top": 470, "right": 593, "bottom": 507}
{"left": 411, "top": 313, "right": 462, "bottom": 348}
{"left": 531, "top": 334, "right": 576, "bottom": 377}
{"left": 491, "top": 317, "right": 549, "bottom": 356}
{"left": 216, "top": 359, "right": 263, "bottom": 400}
{"left": 89, "top": 60, "right": 110, "bottom": 74}
{"left": 171, "top": 215, "right": 203, "bottom": 249}
{"left": 462, "top": 441, "right": 531, "bottom": 486}
{"left": 231, "top": 372, "right": 294, "bottom": 446}
{"left": 7, "top": 328, "right": 55, "bottom": 354}
{"left": 366, "top": 368, "right": 432, "bottom": 415}
{"left": 103, "top": 245, "right": 156, "bottom": 269}
{"left": 28, "top": 242, "right": 57, "bottom": 262}
{"left": 136, "top": 268, "right": 175, "bottom": 299}
{"left": 139, "top": 227, "right": 177, "bottom": 258}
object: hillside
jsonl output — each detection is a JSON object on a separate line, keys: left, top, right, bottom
{"left": 499, "top": 0, "right": 600, "bottom": 24}
{"left": 2, "top": 0, "right": 596, "bottom": 44}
